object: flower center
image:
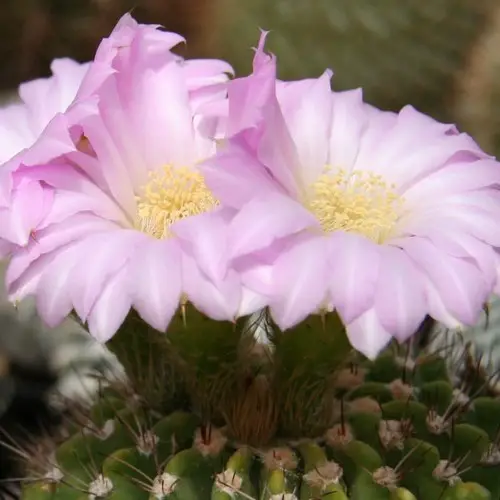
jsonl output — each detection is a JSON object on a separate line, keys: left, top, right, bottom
{"left": 135, "top": 165, "right": 218, "bottom": 239}
{"left": 306, "top": 166, "right": 402, "bottom": 243}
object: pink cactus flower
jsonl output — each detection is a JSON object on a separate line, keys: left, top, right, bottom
{"left": 0, "top": 58, "right": 93, "bottom": 251}
{"left": 0, "top": 13, "right": 225, "bottom": 250}
{"left": 201, "top": 33, "right": 500, "bottom": 358}
{"left": 3, "top": 17, "right": 256, "bottom": 342}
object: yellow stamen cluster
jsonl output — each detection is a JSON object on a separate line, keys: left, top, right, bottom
{"left": 306, "top": 166, "right": 403, "bottom": 243}
{"left": 135, "top": 165, "right": 218, "bottom": 239}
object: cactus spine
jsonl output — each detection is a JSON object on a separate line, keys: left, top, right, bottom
{"left": 16, "top": 306, "right": 500, "bottom": 499}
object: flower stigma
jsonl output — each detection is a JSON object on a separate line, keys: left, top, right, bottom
{"left": 135, "top": 165, "right": 219, "bottom": 239}
{"left": 306, "top": 166, "right": 403, "bottom": 243}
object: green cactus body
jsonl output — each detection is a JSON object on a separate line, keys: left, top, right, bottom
{"left": 19, "top": 307, "right": 500, "bottom": 499}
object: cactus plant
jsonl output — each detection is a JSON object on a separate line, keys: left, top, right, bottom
{"left": 2, "top": 9, "right": 500, "bottom": 500}
{"left": 16, "top": 307, "right": 500, "bottom": 500}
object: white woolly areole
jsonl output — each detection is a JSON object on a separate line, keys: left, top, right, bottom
{"left": 433, "top": 460, "right": 460, "bottom": 485}
{"left": 194, "top": 426, "right": 228, "bottom": 456}
{"left": 372, "top": 466, "right": 399, "bottom": 490}
{"left": 215, "top": 469, "right": 243, "bottom": 495}
{"left": 452, "top": 389, "right": 470, "bottom": 407}
{"left": 262, "top": 447, "right": 298, "bottom": 471}
{"left": 388, "top": 379, "right": 414, "bottom": 400}
{"left": 88, "top": 475, "right": 113, "bottom": 499}
{"left": 83, "top": 419, "right": 115, "bottom": 440}
{"left": 137, "top": 430, "right": 160, "bottom": 456}
{"left": 481, "top": 443, "right": 500, "bottom": 465}
{"left": 426, "top": 411, "right": 449, "bottom": 435}
{"left": 151, "top": 473, "right": 179, "bottom": 498}
{"left": 303, "top": 461, "right": 343, "bottom": 489}
{"left": 379, "top": 420, "right": 406, "bottom": 450}
{"left": 41, "top": 453, "right": 62, "bottom": 483}
{"left": 325, "top": 423, "right": 354, "bottom": 448}
{"left": 44, "top": 466, "right": 63, "bottom": 483}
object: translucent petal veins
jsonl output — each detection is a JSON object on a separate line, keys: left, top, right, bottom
{"left": 135, "top": 165, "right": 219, "bottom": 239}
{"left": 306, "top": 167, "right": 403, "bottom": 243}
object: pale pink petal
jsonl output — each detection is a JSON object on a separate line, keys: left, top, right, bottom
{"left": 182, "top": 254, "right": 242, "bottom": 320}
{"left": 328, "top": 232, "right": 381, "bottom": 324}
{"left": 402, "top": 159, "right": 500, "bottom": 206}
{"left": 400, "top": 208, "right": 500, "bottom": 247}
{"left": 36, "top": 244, "right": 81, "bottom": 327}
{"left": 257, "top": 97, "right": 304, "bottom": 198}
{"left": 0, "top": 104, "right": 33, "bottom": 163}
{"left": 129, "top": 238, "right": 182, "bottom": 332}
{"left": 6, "top": 215, "right": 120, "bottom": 287}
{"left": 227, "top": 193, "right": 318, "bottom": 259}
{"left": 128, "top": 62, "right": 196, "bottom": 167}
{"left": 252, "top": 31, "right": 272, "bottom": 72}
{"left": 7, "top": 243, "right": 70, "bottom": 301}
{"left": 282, "top": 70, "right": 333, "bottom": 185}
{"left": 346, "top": 309, "right": 393, "bottom": 359}
{"left": 79, "top": 13, "right": 183, "bottom": 101}
{"left": 441, "top": 189, "right": 500, "bottom": 214}
{"left": 361, "top": 106, "right": 487, "bottom": 187}
{"left": 416, "top": 271, "right": 464, "bottom": 329}
{"left": 352, "top": 111, "right": 398, "bottom": 173}
{"left": 90, "top": 80, "right": 149, "bottom": 190}
{"left": 37, "top": 190, "right": 127, "bottom": 229}
{"left": 0, "top": 159, "right": 16, "bottom": 207}
{"left": 394, "top": 133, "right": 490, "bottom": 192}
{"left": 226, "top": 38, "right": 302, "bottom": 197}
{"left": 193, "top": 111, "right": 225, "bottom": 158}
{"left": 191, "top": 84, "right": 229, "bottom": 123}
{"left": 87, "top": 265, "right": 132, "bottom": 342}
{"left": 276, "top": 77, "right": 326, "bottom": 113}
{"left": 226, "top": 38, "right": 276, "bottom": 137}
{"left": 0, "top": 210, "right": 20, "bottom": 245}
{"left": 405, "top": 189, "right": 500, "bottom": 218}
{"left": 7, "top": 181, "right": 54, "bottom": 245}
{"left": 201, "top": 139, "right": 282, "bottom": 209}
{"left": 64, "top": 149, "right": 110, "bottom": 194}
{"left": 237, "top": 287, "right": 269, "bottom": 317}
{"left": 374, "top": 246, "right": 427, "bottom": 340}
{"left": 19, "top": 114, "right": 77, "bottom": 166}
{"left": 328, "top": 88, "right": 369, "bottom": 170}
{"left": 182, "top": 59, "right": 233, "bottom": 89}
{"left": 15, "top": 163, "right": 126, "bottom": 222}
{"left": 80, "top": 112, "right": 137, "bottom": 217}
{"left": 398, "top": 237, "right": 490, "bottom": 326}
{"left": 269, "top": 234, "right": 328, "bottom": 329}
{"left": 172, "top": 210, "right": 230, "bottom": 282}
{"left": 70, "top": 230, "right": 142, "bottom": 321}
{"left": 417, "top": 228, "right": 497, "bottom": 289}
{"left": 19, "top": 58, "right": 90, "bottom": 134}
{"left": 237, "top": 256, "right": 275, "bottom": 297}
